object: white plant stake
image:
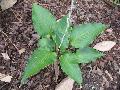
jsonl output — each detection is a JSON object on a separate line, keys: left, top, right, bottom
{"left": 59, "top": 0, "right": 75, "bottom": 49}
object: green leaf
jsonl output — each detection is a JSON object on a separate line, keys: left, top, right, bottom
{"left": 21, "top": 48, "right": 57, "bottom": 84}
{"left": 60, "top": 54, "right": 83, "bottom": 84}
{"left": 70, "top": 23, "right": 106, "bottom": 48}
{"left": 70, "top": 47, "right": 104, "bottom": 64}
{"left": 38, "top": 37, "right": 55, "bottom": 51}
{"left": 53, "top": 15, "right": 69, "bottom": 50}
{"left": 32, "top": 3, "right": 56, "bottom": 36}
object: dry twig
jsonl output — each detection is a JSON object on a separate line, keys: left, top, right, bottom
{"left": 0, "top": 28, "right": 19, "bottom": 52}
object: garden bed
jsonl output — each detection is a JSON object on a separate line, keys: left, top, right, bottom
{"left": 0, "top": 0, "right": 120, "bottom": 90}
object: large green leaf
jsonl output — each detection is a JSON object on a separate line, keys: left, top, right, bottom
{"left": 32, "top": 3, "right": 56, "bottom": 36}
{"left": 53, "top": 15, "right": 69, "bottom": 50}
{"left": 21, "top": 48, "right": 57, "bottom": 84}
{"left": 60, "top": 54, "right": 82, "bottom": 84}
{"left": 70, "top": 23, "right": 106, "bottom": 48}
{"left": 70, "top": 47, "right": 104, "bottom": 64}
{"left": 38, "top": 37, "right": 55, "bottom": 51}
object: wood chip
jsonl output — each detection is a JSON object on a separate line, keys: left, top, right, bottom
{"left": 93, "top": 41, "right": 116, "bottom": 51}
{"left": 18, "top": 48, "right": 25, "bottom": 55}
{"left": 0, "top": 73, "right": 12, "bottom": 82}
{"left": 92, "top": 67, "right": 103, "bottom": 76}
{"left": 102, "top": 76, "right": 109, "bottom": 88}
{"left": 106, "top": 28, "right": 113, "bottom": 33}
{"left": 105, "top": 70, "right": 113, "bottom": 81}
{"left": 0, "top": 0, "right": 17, "bottom": 10}
{"left": 55, "top": 77, "right": 74, "bottom": 90}
{"left": 1, "top": 53, "right": 10, "bottom": 60}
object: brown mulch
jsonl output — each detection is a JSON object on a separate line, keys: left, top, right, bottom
{"left": 0, "top": 0, "right": 120, "bottom": 90}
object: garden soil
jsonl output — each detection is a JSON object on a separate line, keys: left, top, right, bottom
{"left": 0, "top": 0, "right": 120, "bottom": 90}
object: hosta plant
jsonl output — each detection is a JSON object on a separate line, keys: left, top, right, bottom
{"left": 21, "top": 3, "right": 106, "bottom": 84}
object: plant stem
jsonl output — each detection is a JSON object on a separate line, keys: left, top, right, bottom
{"left": 58, "top": 0, "right": 75, "bottom": 49}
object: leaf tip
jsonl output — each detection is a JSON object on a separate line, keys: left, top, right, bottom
{"left": 20, "top": 74, "right": 28, "bottom": 85}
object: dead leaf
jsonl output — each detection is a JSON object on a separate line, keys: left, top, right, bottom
{"left": 55, "top": 77, "right": 74, "bottom": 90}
{"left": 0, "top": 0, "right": 17, "bottom": 10}
{"left": 93, "top": 41, "right": 116, "bottom": 51}
{"left": 1, "top": 53, "right": 10, "bottom": 60}
{"left": 18, "top": 48, "right": 25, "bottom": 55}
{"left": 0, "top": 73, "right": 12, "bottom": 82}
